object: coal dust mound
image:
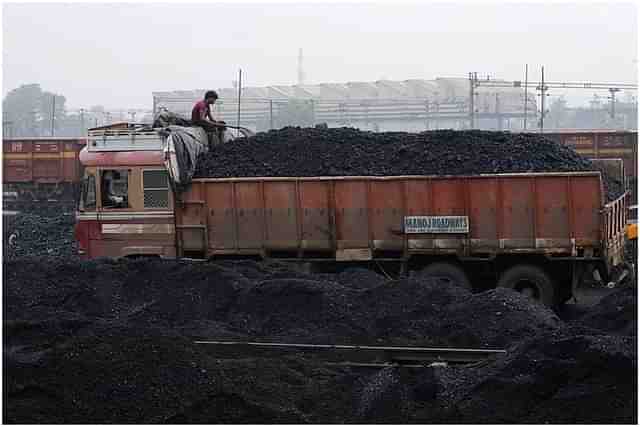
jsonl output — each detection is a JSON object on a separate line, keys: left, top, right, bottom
{"left": 447, "top": 329, "right": 637, "bottom": 424}
{"left": 578, "top": 287, "right": 637, "bottom": 336}
{"left": 4, "top": 325, "right": 328, "bottom": 424}
{"left": 3, "top": 212, "right": 76, "bottom": 261}
{"left": 3, "top": 258, "right": 561, "bottom": 347}
{"left": 4, "top": 256, "right": 636, "bottom": 423}
{"left": 194, "top": 127, "right": 620, "bottom": 199}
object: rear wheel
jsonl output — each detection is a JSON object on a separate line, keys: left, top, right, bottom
{"left": 418, "top": 262, "right": 472, "bottom": 290}
{"left": 497, "top": 264, "right": 556, "bottom": 307}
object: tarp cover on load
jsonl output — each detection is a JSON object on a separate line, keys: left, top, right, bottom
{"left": 160, "top": 125, "right": 208, "bottom": 192}
{"left": 153, "top": 109, "right": 192, "bottom": 128}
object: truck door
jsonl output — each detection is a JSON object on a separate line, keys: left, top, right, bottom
{"left": 75, "top": 171, "right": 99, "bottom": 258}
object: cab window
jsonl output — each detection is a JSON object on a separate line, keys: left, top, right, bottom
{"left": 100, "top": 169, "right": 130, "bottom": 209}
{"left": 80, "top": 173, "right": 96, "bottom": 211}
{"left": 143, "top": 170, "right": 169, "bottom": 209}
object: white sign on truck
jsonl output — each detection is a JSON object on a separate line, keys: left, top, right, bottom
{"left": 404, "top": 216, "right": 469, "bottom": 234}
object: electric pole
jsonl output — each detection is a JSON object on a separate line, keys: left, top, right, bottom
{"left": 608, "top": 88, "right": 620, "bottom": 119}
{"left": 237, "top": 68, "right": 242, "bottom": 137}
{"left": 495, "top": 93, "right": 501, "bottom": 130}
{"left": 51, "top": 95, "right": 56, "bottom": 136}
{"left": 434, "top": 92, "right": 440, "bottom": 130}
{"left": 468, "top": 72, "right": 478, "bottom": 129}
{"left": 297, "top": 48, "right": 305, "bottom": 85}
{"left": 537, "top": 66, "right": 548, "bottom": 132}
{"left": 270, "top": 100, "right": 274, "bottom": 130}
{"left": 80, "top": 108, "right": 85, "bottom": 136}
{"left": 523, "top": 64, "right": 528, "bottom": 130}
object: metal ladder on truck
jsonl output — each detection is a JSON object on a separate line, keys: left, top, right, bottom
{"left": 174, "top": 184, "right": 209, "bottom": 259}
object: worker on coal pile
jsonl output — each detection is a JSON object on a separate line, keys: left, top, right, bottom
{"left": 192, "top": 90, "right": 226, "bottom": 148}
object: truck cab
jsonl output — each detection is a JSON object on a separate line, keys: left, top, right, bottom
{"left": 75, "top": 124, "right": 176, "bottom": 259}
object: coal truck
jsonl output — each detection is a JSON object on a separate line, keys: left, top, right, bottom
{"left": 74, "top": 125, "right": 630, "bottom": 307}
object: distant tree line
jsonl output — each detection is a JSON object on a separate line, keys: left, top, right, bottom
{"left": 2, "top": 84, "right": 153, "bottom": 138}
{"left": 2, "top": 84, "right": 72, "bottom": 137}
{"left": 543, "top": 95, "right": 638, "bottom": 130}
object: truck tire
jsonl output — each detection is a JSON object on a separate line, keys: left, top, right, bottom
{"left": 418, "top": 262, "right": 472, "bottom": 290}
{"left": 497, "top": 265, "right": 556, "bottom": 307}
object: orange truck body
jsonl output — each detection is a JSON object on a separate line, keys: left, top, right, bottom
{"left": 73, "top": 132, "right": 630, "bottom": 305}
{"left": 173, "top": 173, "right": 626, "bottom": 269}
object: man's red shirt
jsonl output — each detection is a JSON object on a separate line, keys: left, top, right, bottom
{"left": 191, "top": 100, "right": 210, "bottom": 122}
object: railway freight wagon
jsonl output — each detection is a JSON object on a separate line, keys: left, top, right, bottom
{"left": 74, "top": 127, "right": 629, "bottom": 307}
{"left": 3, "top": 137, "right": 86, "bottom": 211}
{"left": 544, "top": 130, "right": 638, "bottom": 203}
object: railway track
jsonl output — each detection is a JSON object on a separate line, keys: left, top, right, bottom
{"left": 194, "top": 340, "right": 507, "bottom": 367}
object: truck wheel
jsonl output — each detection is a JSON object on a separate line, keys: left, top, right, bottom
{"left": 497, "top": 265, "right": 556, "bottom": 307}
{"left": 418, "top": 263, "right": 472, "bottom": 290}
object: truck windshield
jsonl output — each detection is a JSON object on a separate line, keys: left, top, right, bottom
{"left": 101, "top": 169, "right": 129, "bottom": 209}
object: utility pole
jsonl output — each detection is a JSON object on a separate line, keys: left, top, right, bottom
{"left": 432, "top": 91, "right": 440, "bottom": 129}
{"left": 51, "top": 95, "right": 56, "bottom": 136}
{"left": 468, "top": 72, "right": 478, "bottom": 129}
{"left": 608, "top": 88, "right": 620, "bottom": 119}
{"left": 424, "top": 100, "right": 430, "bottom": 130}
{"left": 495, "top": 93, "right": 501, "bottom": 130}
{"left": 269, "top": 100, "right": 274, "bottom": 130}
{"left": 237, "top": 68, "right": 242, "bottom": 137}
{"left": 537, "top": 66, "right": 548, "bottom": 132}
{"left": 523, "top": 64, "right": 528, "bottom": 130}
{"left": 297, "top": 48, "right": 305, "bottom": 85}
{"left": 80, "top": 108, "right": 85, "bottom": 136}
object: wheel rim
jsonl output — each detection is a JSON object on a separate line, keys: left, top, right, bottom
{"left": 514, "top": 280, "right": 540, "bottom": 300}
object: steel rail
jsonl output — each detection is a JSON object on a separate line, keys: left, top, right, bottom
{"left": 194, "top": 340, "right": 506, "bottom": 366}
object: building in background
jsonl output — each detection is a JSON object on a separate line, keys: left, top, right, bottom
{"left": 153, "top": 77, "right": 537, "bottom": 133}
{"left": 4, "top": 78, "right": 635, "bottom": 138}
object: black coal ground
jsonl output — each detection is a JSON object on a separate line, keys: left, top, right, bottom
{"left": 4, "top": 254, "right": 636, "bottom": 423}
{"left": 3, "top": 212, "right": 77, "bottom": 261}
{"left": 194, "top": 128, "right": 624, "bottom": 201}
{"left": 3, "top": 124, "right": 635, "bottom": 423}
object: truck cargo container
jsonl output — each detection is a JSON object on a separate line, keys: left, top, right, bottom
{"left": 74, "top": 127, "right": 630, "bottom": 307}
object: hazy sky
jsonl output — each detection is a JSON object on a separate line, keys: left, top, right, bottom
{"left": 3, "top": 2, "right": 638, "bottom": 110}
